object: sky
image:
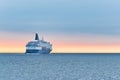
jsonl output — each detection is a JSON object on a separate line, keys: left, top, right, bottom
{"left": 0, "top": 0, "right": 120, "bottom": 53}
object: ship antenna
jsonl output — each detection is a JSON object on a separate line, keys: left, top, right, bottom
{"left": 42, "top": 36, "right": 44, "bottom": 41}
{"left": 35, "top": 33, "right": 39, "bottom": 40}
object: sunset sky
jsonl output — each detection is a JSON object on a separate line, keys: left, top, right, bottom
{"left": 0, "top": 0, "right": 120, "bottom": 53}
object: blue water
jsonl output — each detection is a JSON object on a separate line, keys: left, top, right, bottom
{"left": 0, "top": 53, "right": 120, "bottom": 80}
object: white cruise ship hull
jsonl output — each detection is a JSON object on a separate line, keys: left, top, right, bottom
{"left": 25, "top": 49, "right": 51, "bottom": 54}
{"left": 25, "top": 33, "right": 52, "bottom": 54}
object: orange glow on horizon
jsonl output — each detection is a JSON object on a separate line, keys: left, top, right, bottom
{"left": 52, "top": 42, "right": 120, "bottom": 53}
{"left": 0, "top": 32, "right": 120, "bottom": 53}
{"left": 0, "top": 41, "right": 120, "bottom": 53}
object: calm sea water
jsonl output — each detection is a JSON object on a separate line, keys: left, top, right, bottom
{"left": 0, "top": 53, "right": 120, "bottom": 80}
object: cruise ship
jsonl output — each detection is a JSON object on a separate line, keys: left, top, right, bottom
{"left": 25, "top": 33, "right": 52, "bottom": 54}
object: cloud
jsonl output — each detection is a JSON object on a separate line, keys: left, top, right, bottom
{"left": 0, "top": 0, "right": 120, "bottom": 35}
{"left": 0, "top": 20, "right": 120, "bottom": 35}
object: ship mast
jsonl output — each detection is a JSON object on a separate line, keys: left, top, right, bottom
{"left": 42, "top": 36, "right": 44, "bottom": 41}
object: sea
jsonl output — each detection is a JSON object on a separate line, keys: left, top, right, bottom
{"left": 0, "top": 53, "right": 120, "bottom": 80}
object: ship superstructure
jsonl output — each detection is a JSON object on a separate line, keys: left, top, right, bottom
{"left": 25, "top": 33, "right": 52, "bottom": 54}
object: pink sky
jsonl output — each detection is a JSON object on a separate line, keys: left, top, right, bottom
{"left": 0, "top": 32, "right": 120, "bottom": 53}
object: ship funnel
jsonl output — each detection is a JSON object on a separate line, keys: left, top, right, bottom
{"left": 35, "top": 33, "right": 39, "bottom": 40}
